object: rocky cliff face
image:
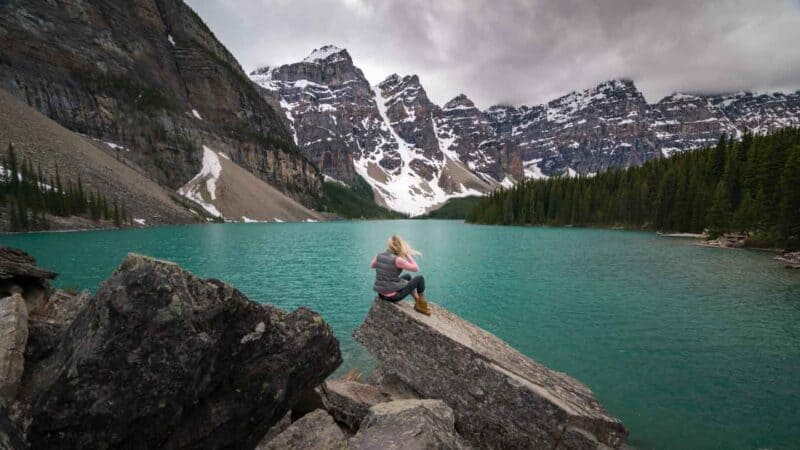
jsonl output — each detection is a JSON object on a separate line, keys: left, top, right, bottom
{"left": 495, "top": 79, "right": 660, "bottom": 178}
{"left": 252, "top": 46, "right": 495, "bottom": 215}
{"left": 0, "top": 0, "right": 322, "bottom": 209}
{"left": 649, "top": 93, "right": 740, "bottom": 156}
{"left": 255, "top": 46, "right": 800, "bottom": 215}
{"left": 251, "top": 45, "right": 387, "bottom": 184}
{"left": 709, "top": 91, "right": 800, "bottom": 135}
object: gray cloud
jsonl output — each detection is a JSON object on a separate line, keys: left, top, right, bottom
{"left": 185, "top": 0, "right": 800, "bottom": 108}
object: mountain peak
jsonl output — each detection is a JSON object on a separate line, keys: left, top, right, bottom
{"left": 658, "top": 92, "right": 703, "bottom": 104}
{"left": 444, "top": 94, "right": 476, "bottom": 111}
{"left": 303, "top": 45, "right": 348, "bottom": 63}
{"left": 594, "top": 78, "right": 638, "bottom": 93}
{"left": 378, "top": 73, "right": 421, "bottom": 91}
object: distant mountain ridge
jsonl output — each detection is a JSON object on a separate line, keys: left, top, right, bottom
{"left": 253, "top": 45, "right": 800, "bottom": 215}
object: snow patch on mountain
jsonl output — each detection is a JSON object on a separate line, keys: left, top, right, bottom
{"left": 523, "top": 159, "right": 548, "bottom": 180}
{"left": 303, "top": 45, "right": 346, "bottom": 63}
{"left": 178, "top": 145, "right": 223, "bottom": 217}
{"left": 352, "top": 86, "right": 484, "bottom": 216}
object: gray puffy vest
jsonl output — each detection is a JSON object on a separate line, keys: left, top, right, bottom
{"left": 373, "top": 252, "right": 408, "bottom": 293}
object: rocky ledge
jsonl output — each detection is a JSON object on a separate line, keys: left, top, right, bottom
{"left": 354, "top": 299, "right": 628, "bottom": 449}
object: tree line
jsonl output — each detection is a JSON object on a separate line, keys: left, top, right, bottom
{"left": 466, "top": 128, "right": 800, "bottom": 250}
{"left": 1, "top": 144, "right": 131, "bottom": 232}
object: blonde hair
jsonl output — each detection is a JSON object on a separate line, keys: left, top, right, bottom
{"left": 387, "top": 234, "right": 421, "bottom": 258}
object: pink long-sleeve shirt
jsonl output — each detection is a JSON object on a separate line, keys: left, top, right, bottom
{"left": 370, "top": 254, "right": 418, "bottom": 297}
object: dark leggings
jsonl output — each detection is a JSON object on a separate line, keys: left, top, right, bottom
{"left": 380, "top": 274, "right": 425, "bottom": 302}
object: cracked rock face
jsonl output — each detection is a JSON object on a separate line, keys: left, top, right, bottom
{"left": 0, "top": 405, "right": 26, "bottom": 450}
{"left": 256, "top": 409, "right": 346, "bottom": 450}
{"left": 0, "top": 294, "right": 28, "bottom": 404}
{"left": 349, "top": 399, "right": 470, "bottom": 450}
{"left": 354, "top": 299, "right": 627, "bottom": 449}
{"left": 319, "top": 379, "right": 393, "bottom": 431}
{"left": 25, "top": 254, "right": 341, "bottom": 449}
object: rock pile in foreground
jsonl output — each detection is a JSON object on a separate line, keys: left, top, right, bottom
{"left": 0, "top": 248, "right": 342, "bottom": 449}
{"left": 354, "top": 298, "right": 628, "bottom": 449}
{"left": 1, "top": 246, "right": 628, "bottom": 449}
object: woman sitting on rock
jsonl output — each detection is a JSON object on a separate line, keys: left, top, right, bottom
{"left": 370, "top": 235, "right": 431, "bottom": 315}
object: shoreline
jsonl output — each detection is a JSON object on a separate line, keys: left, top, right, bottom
{"left": 657, "top": 232, "right": 706, "bottom": 238}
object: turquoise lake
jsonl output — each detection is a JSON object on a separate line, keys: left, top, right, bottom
{"left": 2, "top": 220, "right": 798, "bottom": 449}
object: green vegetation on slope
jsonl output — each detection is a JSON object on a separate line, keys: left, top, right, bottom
{"left": 420, "top": 196, "right": 482, "bottom": 219}
{"left": 1, "top": 144, "right": 130, "bottom": 231}
{"left": 323, "top": 175, "right": 406, "bottom": 219}
{"left": 467, "top": 128, "right": 800, "bottom": 249}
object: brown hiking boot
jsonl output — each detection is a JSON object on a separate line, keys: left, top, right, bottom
{"left": 414, "top": 295, "right": 432, "bottom": 316}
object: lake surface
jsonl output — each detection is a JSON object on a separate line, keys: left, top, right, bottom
{"left": 2, "top": 220, "right": 799, "bottom": 450}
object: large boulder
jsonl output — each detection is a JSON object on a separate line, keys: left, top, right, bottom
{"left": 354, "top": 299, "right": 627, "bottom": 449}
{"left": 0, "top": 247, "right": 56, "bottom": 314}
{"left": 0, "top": 294, "right": 28, "bottom": 404}
{"left": 348, "top": 399, "right": 470, "bottom": 450}
{"left": 255, "top": 409, "right": 347, "bottom": 450}
{"left": 319, "top": 379, "right": 393, "bottom": 430}
{"left": 366, "top": 368, "right": 420, "bottom": 401}
{"left": 25, "top": 254, "right": 342, "bottom": 449}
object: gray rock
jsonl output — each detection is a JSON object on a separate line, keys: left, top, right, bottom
{"left": 319, "top": 379, "right": 392, "bottom": 430}
{"left": 366, "top": 367, "right": 420, "bottom": 401}
{"left": 354, "top": 299, "right": 628, "bottom": 449}
{"left": 0, "top": 248, "right": 57, "bottom": 286}
{"left": 24, "top": 253, "right": 341, "bottom": 449}
{"left": 0, "top": 247, "right": 56, "bottom": 315}
{"left": 30, "top": 290, "right": 91, "bottom": 324}
{"left": 24, "top": 290, "right": 92, "bottom": 364}
{"left": 0, "top": 405, "right": 26, "bottom": 450}
{"left": 256, "top": 409, "right": 346, "bottom": 450}
{"left": 349, "top": 399, "right": 470, "bottom": 450}
{"left": 0, "top": 294, "right": 28, "bottom": 404}
{"left": 556, "top": 426, "right": 615, "bottom": 450}
{"left": 256, "top": 410, "right": 293, "bottom": 448}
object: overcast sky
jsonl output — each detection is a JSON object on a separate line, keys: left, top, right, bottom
{"left": 185, "top": 0, "right": 800, "bottom": 108}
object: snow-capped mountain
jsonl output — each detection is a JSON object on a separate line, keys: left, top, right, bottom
{"left": 251, "top": 45, "right": 800, "bottom": 215}
{"left": 493, "top": 79, "right": 660, "bottom": 178}
{"left": 252, "top": 46, "right": 494, "bottom": 215}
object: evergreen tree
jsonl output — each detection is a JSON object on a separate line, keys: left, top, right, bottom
{"left": 466, "top": 128, "right": 800, "bottom": 249}
{"left": 7, "top": 144, "right": 19, "bottom": 189}
{"left": 732, "top": 193, "right": 757, "bottom": 233}
{"left": 113, "top": 198, "right": 121, "bottom": 227}
{"left": 779, "top": 146, "right": 800, "bottom": 248}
